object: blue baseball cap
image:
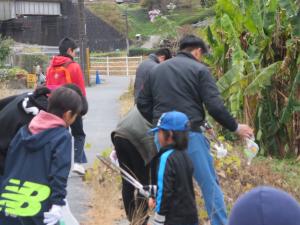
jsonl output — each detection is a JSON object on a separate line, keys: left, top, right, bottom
{"left": 150, "top": 111, "right": 190, "bottom": 133}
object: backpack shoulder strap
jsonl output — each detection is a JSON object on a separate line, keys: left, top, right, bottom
{"left": 62, "top": 61, "right": 74, "bottom": 68}
{"left": 53, "top": 61, "right": 74, "bottom": 83}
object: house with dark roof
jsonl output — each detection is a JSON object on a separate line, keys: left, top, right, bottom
{"left": 0, "top": 0, "right": 126, "bottom": 51}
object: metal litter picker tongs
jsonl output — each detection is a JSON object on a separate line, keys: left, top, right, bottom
{"left": 96, "top": 154, "right": 155, "bottom": 198}
{"left": 201, "top": 122, "right": 227, "bottom": 158}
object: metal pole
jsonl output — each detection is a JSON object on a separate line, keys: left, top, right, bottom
{"left": 78, "top": 0, "right": 89, "bottom": 86}
{"left": 86, "top": 47, "right": 90, "bottom": 86}
{"left": 125, "top": 3, "right": 129, "bottom": 56}
{"left": 125, "top": 56, "right": 129, "bottom": 76}
{"left": 116, "top": 0, "right": 130, "bottom": 56}
{"left": 106, "top": 56, "right": 110, "bottom": 76}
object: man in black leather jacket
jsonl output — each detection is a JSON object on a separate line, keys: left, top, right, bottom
{"left": 137, "top": 35, "right": 253, "bottom": 225}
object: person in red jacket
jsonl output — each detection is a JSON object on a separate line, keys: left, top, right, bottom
{"left": 46, "top": 38, "right": 86, "bottom": 96}
{"left": 46, "top": 37, "right": 87, "bottom": 175}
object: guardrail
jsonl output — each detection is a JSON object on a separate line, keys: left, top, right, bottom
{"left": 10, "top": 52, "right": 143, "bottom": 81}
{"left": 89, "top": 56, "right": 143, "bottom": 76}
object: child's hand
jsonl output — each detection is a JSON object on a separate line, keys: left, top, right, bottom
{"left": 148, "top": 197, "right": 156, "bottom": 209}
{"left": 43, "top": 205, "right": 63, "bottom": 225}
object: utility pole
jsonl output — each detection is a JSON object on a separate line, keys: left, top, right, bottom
{"left": 124, "top": 4, "right": 129, "bottom": 56}
{"left": 78, "top": 0, "right": 89, "bottom": 86}
{"left": 116, "top": 0, "right": 130, "bottom": 56}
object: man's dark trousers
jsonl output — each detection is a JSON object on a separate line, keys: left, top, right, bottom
{"left": 113, "top": 136, "right": 150, "bottom": 224}
{"left": 70, "top": 116, "right": 87, "bottom": 163}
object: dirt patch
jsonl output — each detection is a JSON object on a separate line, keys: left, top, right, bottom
{"left": 84, "top": 162, "right": 126, "bottom": 225}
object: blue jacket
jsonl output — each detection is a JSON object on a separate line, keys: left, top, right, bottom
{"left": 0, "top": 125, "right": 71, "bottom": 218}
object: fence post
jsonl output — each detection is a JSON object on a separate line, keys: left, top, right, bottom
{"left": 126, "top": 56, "right": 129, "bottom": 76}
{"left": 106, "top": 56, "right": 110, "bottom": 76}
{"left": 86, "top": 48, "right": 90, "bottom": 86}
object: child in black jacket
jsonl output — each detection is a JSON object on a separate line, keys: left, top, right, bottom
{"left": 149, "top": 111, "right": 199, "bottom": 225}
{"left": 0, "top": 87, "right": 82, "bottom": 225}
{"left": 0, "top": 85, "right": 88, "bottom": 177}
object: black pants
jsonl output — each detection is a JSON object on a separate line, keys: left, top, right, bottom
{"left": 0, "top": 215, "right": 22, "bottom": 225}
{"left": 0, "top": 215, "right": 53, "bottom": 225}
{"left": 113, "top": 136, "right": 150, "bottom": 225}
{"left": 19, "top": 216, "right": 51, "bottom": 225}
{"left": 70, "top": 116, "right": 87, "bottom": 163}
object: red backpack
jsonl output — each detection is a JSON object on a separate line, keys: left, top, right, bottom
{"left": 46, "top": 62, "right": 73, "bottom": 90}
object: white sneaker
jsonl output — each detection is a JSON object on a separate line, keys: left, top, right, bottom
{"left": 72, "top": 163, "right": 85, "bottom": 175}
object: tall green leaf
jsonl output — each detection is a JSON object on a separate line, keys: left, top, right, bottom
{"left": 279, "top": 71, "right": 300, "bottom": 125}
{"left": 220, "top": 14, "right": 240, "bottom": 45}
{"left": 244, "top": 61, "right": 281, "bottom": 95}
{"left": 290, "top": 11, "right": 300, "bottom": 36}
{"left": 207, "top": 26, "right": 218, "bottom": 47}
{"left": 278, "top": 0, "right": 298, "bottom": 16}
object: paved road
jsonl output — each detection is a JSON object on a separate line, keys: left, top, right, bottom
{"left": 67, "top": 76, "right": 131, "bottom": 223}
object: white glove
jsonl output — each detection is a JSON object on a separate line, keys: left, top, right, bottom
{"left": 43, "top": 205, "right": 63, "bottom": 225}
{"left": 152, "top": 213, "right": 165, "bottom": 225}
{"left": 214, "top": 143, "right": 228, "bottom": 158}
{"left": 110, "top": 150, "right": 119, "bottom": 166}
{"left": 5, "top": 211, "right": 17, "bottom": 218}
{"left": 140, "top": 185, "right": 157, "bottom": 198}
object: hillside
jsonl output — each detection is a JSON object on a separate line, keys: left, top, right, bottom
{"left": 86, "top": 1, "right": 215, "bottom": 42}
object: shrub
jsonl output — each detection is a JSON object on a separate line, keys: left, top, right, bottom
{"left": 128, "top": 47, "right": 156, "bottom": 56}
{"left": 17, "top": 54, "right": 49, "bottom": 73}
{"left": 0, "top": 36, "right": 13, "bottom": 67}
{"left": 91, "top": 51, "right": 127, "bottom": 57}
{"left": 178, "top": 8, "right": 215, "bottom": 25}
{"left": 0, "top": 67, "right": 28, "bottom": 81}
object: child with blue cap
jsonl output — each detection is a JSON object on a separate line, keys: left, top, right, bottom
{"left": 149, "top": 111, "right": 199, "bottom": 225}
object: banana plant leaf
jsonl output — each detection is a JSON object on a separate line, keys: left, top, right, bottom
{"left": 244, "top": 61, "right": 281, "bottom": 95}
{"left": 279, "top": 71, "right": 300, "bottom": 125}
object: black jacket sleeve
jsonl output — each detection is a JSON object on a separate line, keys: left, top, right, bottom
{"left": 198, "top": 68, "right": 238, "bottom": 131}
{"left": 137, "top": 72, "right": 154, "bottom": 123}
{"left": 155, "top": 156, "right": 175, "bottom": 222}
{"left": 0, "top": 95, "right": 18, "bottom": 111}
{"left": 134, "top": 70, "right": 143, "bottom": 101}
{"left": 49, "top": 132, "right": 72, "bottom": 206}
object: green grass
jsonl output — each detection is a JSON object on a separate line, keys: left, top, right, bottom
{"left": 269, "top": 158, "right": 300, "bottom": 190}
{"left": 127, "top": 8, "right": 157, "bottom": 38}
{"left": 87, "top": 2, "right": 215, "bottom": 39}
{"left": 127, "top": 6, "right": 214, "bottom": 38}
{"left": 255, "top": 156, "right": 300, "bottom": 195}
{"left": 166, "top": 7, "right": 215, "bottom": 25}
{"left": 87, "top": 2, "right": 126, "bottom": 34}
